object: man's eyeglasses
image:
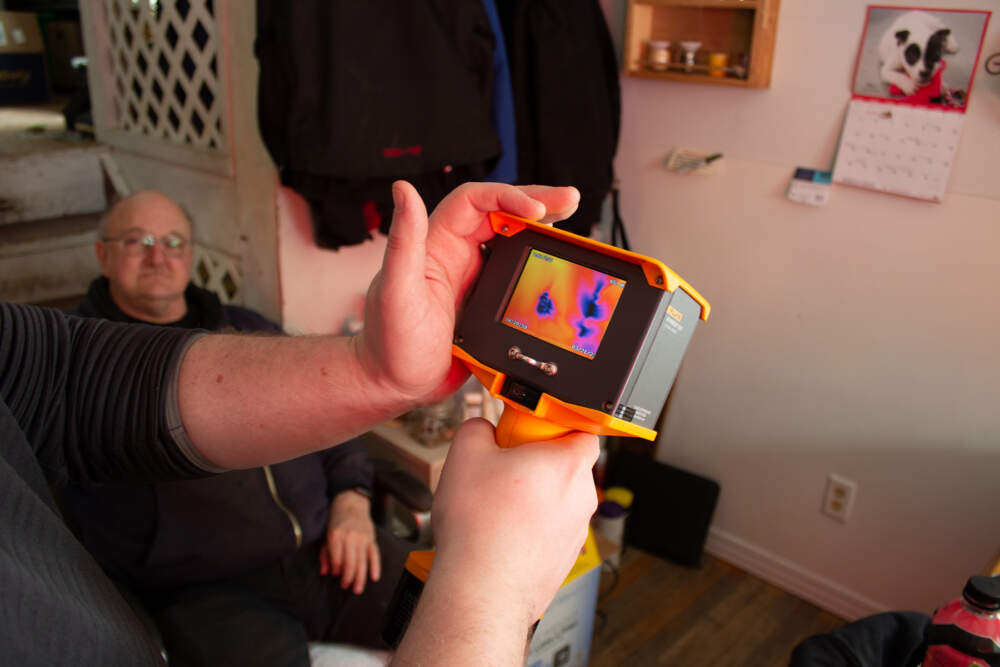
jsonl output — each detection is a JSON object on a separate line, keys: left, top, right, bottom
{"left": 103, "top": 232, "right": 190, "bottom": 257}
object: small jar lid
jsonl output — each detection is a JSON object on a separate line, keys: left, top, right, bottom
{"left": 963, "top": 575, "right": 1000, "bottom": 611}
{"left": 597, "top": 500, "right": 626, "bottom": 518}
{"left": 647, "top": 40, "right": 671, "bottom": 48}
{"left": 605, "top": 486, "right": 634, "bottom": 509}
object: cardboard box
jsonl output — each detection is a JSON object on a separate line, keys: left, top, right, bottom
{"left": 527, "top": 529, "right": 603, "bottom": 667}
{"left": 0, "top": 11, "right": 49, "bottom": 104}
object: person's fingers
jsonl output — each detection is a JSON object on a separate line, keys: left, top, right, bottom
{"left": 523, "top": 430, "right": 600, "bottom": 550}
{"left": 430, "top": 182, "right": 579, "bottom": 245}
{"left": 437, "top": 183, "right": 580, "bottom": 227}
{"left": 444, "top": 421, "right": 599, "bottom": 485}
{"left": 352, "top": 544, "right": 368, "bottom": 595}
{"left": 341, "top": 538, "right": 358, "bottom": 590}
{"left": 381, "top": 180, "right": 429, "bottom": 297}
{"left": 319, "top": 544, "right": 330, "bottom": 576}
{"left": 547, "top": 430, "right": 601, "bottom": 467}
{"left": 431, "top": 183, "right": 542, "bottom": 240}
{"left": 515, "top": 185, "right": 581, "bottom": 224}
{"left": 368, "top": 541, "right": 382, "bottom": 583}
{"left": 524, "top": 430, "right": 599, "bottom": 470}
{"left": 559, "top": 431, "right": 601, "bottom": 518}
{"left": 489, "top": 186, "right": 548, "bottom": 222}
{"left": 329, "top": 533, "right": 344, "bottom": 577}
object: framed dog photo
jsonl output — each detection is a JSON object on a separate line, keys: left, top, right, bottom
{"left": 851, "top": 7, "right": 991, "bottom": 110}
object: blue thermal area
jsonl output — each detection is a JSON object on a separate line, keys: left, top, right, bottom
{"left": 579, "top": 280, "right": 607, "bottom": 320}
{"left": 535, "top": 290, "right": 556, "bottom": 318}
{"left": 572, "top": 279, "right": 609, "bottom": 346}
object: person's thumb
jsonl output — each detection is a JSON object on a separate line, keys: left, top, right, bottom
{"left": 450, "top": 418, "right": 498, "bottom": 457}
{"left": 382, "top": 181, "right": 429, "bottom": 294}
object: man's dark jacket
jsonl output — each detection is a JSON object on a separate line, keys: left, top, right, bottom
{"left": 61, "top": 278, "right": 374, "bottom": 592}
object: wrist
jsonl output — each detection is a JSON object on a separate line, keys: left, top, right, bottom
{"left": 431, "top": 548, "right": 535, "bottom": 627}
{"left": 399, "top": 558, "right": 534, "bottom": 664}
{"left": 347, "top": 486, "right": 371, "bottom": 499}
{"left": 332, "top": 487, "right": 372, "bottom": 506}
{"left": 330, "top": 487, "right": 372, "bottom": 515}
{"left": 348, "top": 331, "right": 418, "bottom": 415}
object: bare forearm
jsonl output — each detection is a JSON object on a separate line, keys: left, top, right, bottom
{"left": 177, "top": 333, "right": 412, "bottom": 469}
{"left": 390, "top": 421, "right": 599, "bottom": 664}
{"left": 392, "top": 561, "right": 532, "bottom": 666}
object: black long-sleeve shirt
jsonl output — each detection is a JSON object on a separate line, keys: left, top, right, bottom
{"left": 0, "top": 302, "right": 204, "bottom": 665}
{"left": 60, "top": 279, "right": 374, "bottom": 593}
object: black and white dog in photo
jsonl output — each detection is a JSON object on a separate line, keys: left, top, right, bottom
{"left": 878, "top": 11, "right": 958, "bottom": 95}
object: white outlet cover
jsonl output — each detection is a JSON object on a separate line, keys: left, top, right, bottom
{"left": 822, "top": 473, "right": 857, "bottom": 523}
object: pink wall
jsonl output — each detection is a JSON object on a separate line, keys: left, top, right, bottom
{"left": 276, "top": 186, "right": 386, "bottom": 335}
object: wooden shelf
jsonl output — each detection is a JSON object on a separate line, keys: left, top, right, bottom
{"left": 627, "top": 0, "right": 760, "bottom": 7}
{"left": 623, "top": 0, "right": 780, "bottom": 88}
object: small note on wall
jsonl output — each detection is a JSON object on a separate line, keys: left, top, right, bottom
{"left": 832, "top": 6, "right": 991, "bottom": 202}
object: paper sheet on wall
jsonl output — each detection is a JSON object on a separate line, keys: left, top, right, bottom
{"left": 833, "top": 100, "right": 963, "bottom": 202}
{"left": 832, "top": 6, "right": 991, "bottom": 202}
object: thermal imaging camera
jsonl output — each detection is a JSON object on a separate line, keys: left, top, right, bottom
{"left": 453, "top": 211, "right": 710, "bottom": 448}
{"left": 382, "top": 211, "right": 710, "bottom": 647}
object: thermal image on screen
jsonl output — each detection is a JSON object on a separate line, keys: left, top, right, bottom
{"left": 501, "top": 249, "right": 627, "bottom": 359}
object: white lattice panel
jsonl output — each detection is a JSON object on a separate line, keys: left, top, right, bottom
{"left": 103, "top": 0, "right": 225, "bottom": 152}
{"left": 192, "top": 244, "right": 241, "bottom": 304}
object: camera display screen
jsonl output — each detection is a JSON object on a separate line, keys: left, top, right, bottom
{"left": 501, "top": 249, "right": 627, "bottom": 359}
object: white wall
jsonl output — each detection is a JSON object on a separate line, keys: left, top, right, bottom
{"left": 275, "top": 0, "right": 999, "bottom": 617}
{"left": 608, "top": 0, "right": 1000, "bottom": 618}
{"left": 277, "top": 186, "right": 385, "bottom": 334}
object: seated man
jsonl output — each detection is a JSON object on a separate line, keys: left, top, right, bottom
{"left": 61, "top": 190, "right": 408, "bottom": 665}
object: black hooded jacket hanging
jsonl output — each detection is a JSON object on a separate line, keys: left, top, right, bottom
{"left": 255, "top": 0, "right": 621, "bottom": 247}
{"left": 498, "top": 0, "right": 622, "bottom": 237}
{"left": 256, "top": 0, "right": 501, "bottom": 249}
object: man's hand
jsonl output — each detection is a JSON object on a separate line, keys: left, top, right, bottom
{"left": 356, "top": 181, "right": 580, "bottom": 408}
{"left": 431, "top": 419, "right": 599, "bottom": 621}
{"left": 176, "top": 181, "right": 577, "bottom": 471}
{"left": 393, "top": 419, "right": 599, "bottom": 664}
{"left": 318, "top": 490, "right": 381, "bottom": 595}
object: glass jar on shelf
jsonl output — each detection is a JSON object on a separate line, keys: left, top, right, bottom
{"left": 645, "top": 40, "right": 671, "bottom": 71}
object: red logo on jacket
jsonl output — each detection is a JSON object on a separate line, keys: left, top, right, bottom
{"left": 382, "top": 145, "right": 423, "bottom": 158}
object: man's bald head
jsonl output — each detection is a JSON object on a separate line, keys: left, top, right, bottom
{"left": 95, "top": 190, "right": 194, "bottom": 323}
{"left": 100, "top": 190, "right": 193, "bottom": 240}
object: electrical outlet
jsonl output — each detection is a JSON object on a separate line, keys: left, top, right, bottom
{"left": 822, "top": 474, "right": 857, "bottom": 523}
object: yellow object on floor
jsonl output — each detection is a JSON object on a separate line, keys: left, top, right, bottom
{"left": 604, "top": 486, "right": 634, "bottom": 509}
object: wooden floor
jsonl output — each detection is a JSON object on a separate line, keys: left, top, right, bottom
{"left": 589, "top": 548, "right": 845, "bottom": 667}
